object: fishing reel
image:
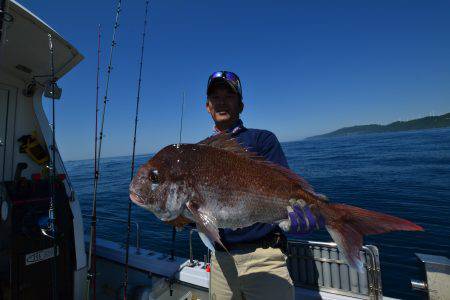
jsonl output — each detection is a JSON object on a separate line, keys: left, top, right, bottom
{"left": 43, "top": 80, "right": 62, "bottom": 99}
{"left": 38, "top": 214, "right": 57, "bottom": 240}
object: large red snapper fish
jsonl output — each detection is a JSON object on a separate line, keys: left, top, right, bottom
{"left": 129, "top": 133, "right": 423, "bottom": 270}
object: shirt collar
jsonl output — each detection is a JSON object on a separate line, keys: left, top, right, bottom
{"left": 213, "top": 119, "right": 245, "bottom": 135}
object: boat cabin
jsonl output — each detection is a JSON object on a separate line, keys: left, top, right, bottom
{"left": 0, "top": 1, "right": 86, "bottom": 298}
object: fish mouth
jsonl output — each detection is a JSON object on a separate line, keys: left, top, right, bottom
{"left": 129, "top": 192, "right": 145, "bottom": 205}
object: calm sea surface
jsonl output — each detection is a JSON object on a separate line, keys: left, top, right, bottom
{"left": 66, "top": 128, "right": 450, "bottom": 299}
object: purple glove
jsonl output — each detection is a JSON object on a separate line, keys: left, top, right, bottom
{"left": 285, "top": 198, "right": 325, "bottom": 234}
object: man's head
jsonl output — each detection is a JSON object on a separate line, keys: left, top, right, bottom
{"left": 206, "top": 71, "right": 244, "bottom": 131}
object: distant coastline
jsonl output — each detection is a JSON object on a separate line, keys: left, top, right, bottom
{"left": 307, "top": 112, "right": 450, "bottom": 139}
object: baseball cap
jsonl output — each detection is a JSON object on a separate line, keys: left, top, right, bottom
{"left": 207, "top": 71, "right": 243, "bottom": 100}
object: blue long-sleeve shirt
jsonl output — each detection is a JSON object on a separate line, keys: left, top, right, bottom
{"left": 215, "top": 119, "right": 289, "bottom": 244}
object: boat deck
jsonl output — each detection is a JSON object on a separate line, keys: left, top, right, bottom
{"left": 90, "top": 237, "right": 398, "bottom": 300}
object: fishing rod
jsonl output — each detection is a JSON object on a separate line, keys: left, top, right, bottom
{"left": 167, "top": 91, "right": 187, "bottom": 296}
{"left": 47, "top": 33, "right": 58, "bottom": 300}
{"left": 87, "top": 0, "right": 122, "bottom": 297}
{"left": 87, "top": 23, "right": 101, "bottom": 300}
{"left": 95, "top": 0, "right": 122, "bottom": 173}
{"left": 177, "top": 91, "right": 185, "bottom": 147}
{"left": 123, "top": 0, "right": 149, "bottom": 298}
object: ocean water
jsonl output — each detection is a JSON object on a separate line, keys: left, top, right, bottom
{"left": 66, "top": 128, "right": 450, "bottom": 299}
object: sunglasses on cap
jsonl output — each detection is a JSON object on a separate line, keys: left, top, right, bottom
{"left": 207, "top": 71, "right": 243, "bottom": 98}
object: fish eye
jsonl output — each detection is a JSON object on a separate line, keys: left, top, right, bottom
{"left": 149, "top": 169, "right": 159, "bottom": 184}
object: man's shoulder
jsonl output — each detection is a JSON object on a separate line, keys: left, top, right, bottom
{"left": 245, "top": 128, "right": 275, "bottom": 135}
{"left": 242, "top": 128, "right": 280, "bottom": 144}
{"left": 236, "top": 127, "right": 288, "bottom": 167}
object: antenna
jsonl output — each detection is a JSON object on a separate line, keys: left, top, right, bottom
{"left": 177, "top": 91, "right": 185, "bottom": 147}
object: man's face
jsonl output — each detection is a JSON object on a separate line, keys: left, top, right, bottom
{"left": 206, "top": 86, "right": 243, "bottom": 129}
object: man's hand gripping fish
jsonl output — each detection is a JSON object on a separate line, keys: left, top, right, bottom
{"left": 129, "top": 133, "right": 423, "bottom": 271}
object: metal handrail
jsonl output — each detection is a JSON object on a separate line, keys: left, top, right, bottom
{"left": 188, "top": 228, "right": 210, "bottom": 270}
{"left": 189, "top": 228, "right": 197, "bottom": 266}
{"left": 82, "top": 214, "right": 141, "bottom": 254}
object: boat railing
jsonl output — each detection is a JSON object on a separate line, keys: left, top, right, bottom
{"left": 184, "top": 229, "right": 382, "bottom": 298}
{"left": 287, "top": 240, "right": 382, "bottom": 299}
{"left": 83, "top": 214, "right": 141, "bottom": 254}
{"left": 86, "top": 216, "right": 383, "bottom": 299}
{"left": 189, "top": 228, "right": 197, "bottom": 265}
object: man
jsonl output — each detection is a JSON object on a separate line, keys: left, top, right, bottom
{"left": 205, "top": 71, "right": 320, "bottom": 300}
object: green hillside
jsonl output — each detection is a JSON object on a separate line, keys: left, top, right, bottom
{"left": 308, "top": 113, "right": 450, "bottom": 139}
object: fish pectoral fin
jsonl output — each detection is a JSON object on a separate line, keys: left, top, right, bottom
{"left": 186, "top": 201, "right": 226, "bottom": 252}
{"left": 197, "top": 232, "right": 215, "bottom": 253}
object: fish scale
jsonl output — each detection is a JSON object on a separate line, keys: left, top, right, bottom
{"left": 129, "top": 133, "right": 423, "bottom": 271}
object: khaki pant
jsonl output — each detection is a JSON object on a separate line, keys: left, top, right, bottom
{"left": 210, "top": 247, "right": 294, "bottom": 300}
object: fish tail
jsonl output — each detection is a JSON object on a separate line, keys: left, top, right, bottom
{"left": 323, "top": 203, "right": 423, "bottom": 272}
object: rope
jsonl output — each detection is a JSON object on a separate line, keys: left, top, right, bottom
{"left": 123, "top": 1, "right": 149, "bottom": 298}
{"left": 87, "top": 23, "right": 101, "bottom": 300}
{"left": 87, "top": 0, "right": 122, "bottom": 297}
{"left": 47, "top": 33, "right": 58, "bottom": 300}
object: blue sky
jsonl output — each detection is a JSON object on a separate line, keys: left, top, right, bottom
{"left": 20, "top": 0, "right": 450, "bottom": 161}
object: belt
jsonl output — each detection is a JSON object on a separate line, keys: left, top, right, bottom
{"left": 215, "top": 232, "right": 287, "bottom": 253}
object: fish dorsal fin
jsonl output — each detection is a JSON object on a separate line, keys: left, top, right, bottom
{"left": 263, "top": 160, "right": 314, "bottom": 192}
{"left": 198, "top": 133, "right": 314, "bottom": 192}
{"left": 198, "top": 133, "right": 255, "bottom": 157}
